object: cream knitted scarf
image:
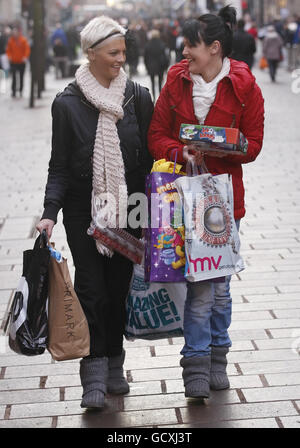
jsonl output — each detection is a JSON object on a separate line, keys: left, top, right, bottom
{"left": 75, "top": 63, "right": 128, "bottom": 257}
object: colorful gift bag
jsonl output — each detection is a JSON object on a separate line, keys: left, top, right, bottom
{"left": 125, "top": 264, "right": 186, "bottom": 340}
{"left": 175, "top": 173, "right": 245, "bottom": 282}
{"left": 144, "top": 159, "right": 186, "bottom": 282}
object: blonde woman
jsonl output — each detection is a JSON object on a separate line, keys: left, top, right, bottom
{"left": 37, "top": 16, "right": 153, "bottom": 409}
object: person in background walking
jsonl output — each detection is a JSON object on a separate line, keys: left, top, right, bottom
{"left": 144, "top": 29, "right": 169, "bottom": 99}
{"left": 6, "top": 27, "right": 30, "bottom": 97}
{"left": 53, "top": 38, "right": 68, "bottom": 79}
{"left": 148, "top": 5, "right": 264, "bottom": 400}
{"left": 263, "top": 25, "right": 284, "bottom": 82}
{"left": 0, "top": 26, "right": 11, "bottom": 76}
{"left": 232, "top": 19, "right": 256, "bottom": 69}
{"left": 36, "top": 16, "right": 153, "bottom": 410}
{"left": 50, "top": 23, "right": 68, "bottom": 48}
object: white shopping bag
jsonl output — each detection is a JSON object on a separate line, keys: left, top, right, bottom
{"left": 175, "top": 173, "right": 245, "bottom": 282}
{"left": 125, "top": 264, "right": 186, "bottom": 340}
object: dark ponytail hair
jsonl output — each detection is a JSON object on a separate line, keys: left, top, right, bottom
{"left": 182, "top": 5, "right": 237, "bottom": 58}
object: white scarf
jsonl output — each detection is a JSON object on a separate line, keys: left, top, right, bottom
{"left": 75, "top": 63, "right": 128, "bottom": 257}
{"left": 191, "top": 57, "right": 231, "bottom": 124}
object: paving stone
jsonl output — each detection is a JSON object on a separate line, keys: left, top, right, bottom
{"left": 0, "top": 271, "right": 22, "bottom": 289}
{"left": 273, "top": 309, "right": 300, "bottom": 319}
{"left": 280, "top": 416, "right": 300, "bottom": 428}
{"left": 230, "top": 318, "right": 300, "bottom": 331}
{"left": 166, "top": 417, "right": 280, "bottom": 428}
{"left": 56, "top": 408, "right": 178, "bottom": 428}
{"left": 0, "top": 377, "right": 40, "bottom": 391}
{"left": 265, "top": 373, "right": 300, "bottom": 386}
{"left": 244, "top": 293, "right": 300, "bottom": 303}
{"left": 0, "top": 353, "right": 52, "bottom": 367}
{"left": 0, "top": 417, "right": 52, "bottom": 428}
{"left": 45, "top": 374, "right": 81, "bottom": 389}
{"left": 179, "top": 401, "right": 297, "bottom": 424}
{"left": 228, "top": 329, "right": 269, "bottom": 341}
{"left": 9, "top": 400, "right": 83, "bottom": 419}
{"left": 254, "top": 338, "right": 295, "bottom": 350}
{"left": 231, "top": 311, "right": 273, "bottom": 321}
{"left": 233, "top": 301, "right": 300, "bottom": 314}
{"left": 269, "top": 328, "right": 300, "bottom": 339}
{"left": 0, "top": 388, "right": 60, "bottom": 405}
{"left": 0, "top": 406, "right": 5, "bottom": 419}
{"left": 5, "top": 362, "right": 80, "bottom": 379}
{"left": 242, "top": 385, "right": 300, "bottom": 402}
{"left": 228, "top": 349, "right": 299, "bottom": 363}
{"left": 238, "top": 360, "right": 300, "bottom": 375}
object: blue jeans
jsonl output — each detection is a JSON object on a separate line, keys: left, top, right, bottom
{"left": 181, "top": 220, "right": 240, "bottom": 358}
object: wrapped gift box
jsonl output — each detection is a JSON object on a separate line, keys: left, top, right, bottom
{"left": 179, "top": 124, "right": 248, "bottom": 154}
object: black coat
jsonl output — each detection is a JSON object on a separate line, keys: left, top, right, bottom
{"left": 231, "top": 30, "right": 256, "bottom": 69}
{"left": 144, "top": 38, "right": 169, "bottom": 76}
{"left": 42, "top": 79, "right": 154, "bottom": 223}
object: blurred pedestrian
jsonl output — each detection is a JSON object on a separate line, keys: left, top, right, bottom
{"left": 125, "top": 28, "right": 139, "bottom": 77}
{"left": 6, "top": 27, "right": 30, "bottom": 97}
{"left": 148, "top": 6, "right": 264, "bottom": 400}
{"left": 175, "top": 34, "right": 185, "bottom": 62}
{"left": 284, "top": 18, "right": 298, "bottom": 71}
{"left": 144, "top": 29, "right": 169, "bottom": 99}
{"left": 232, "top": 19, "right": 256, "bottom": 69}
{"left": 53, "top": 38, "right": 68, "bottom": 79}
{"left": 263, "top": 25, "right": 284, "bottom": 82}
{"left": 36, "top": 16, "right": 153, "bottom": 410}
{"left": 246, "top": 20, "right": 258, "bottom": 40}
{"left": 0, "top": 26, "right": 11, "bottom": 75}
{"left": 50, "top": 23, "right": 68, "bottom": 48}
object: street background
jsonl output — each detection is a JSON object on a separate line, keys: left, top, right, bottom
{"left": 0, "top": 0, "right": 300, "bottom": 429}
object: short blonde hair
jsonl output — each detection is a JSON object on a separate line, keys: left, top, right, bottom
{"left": 80, "top": 16, "right": 126, "bottom": 53}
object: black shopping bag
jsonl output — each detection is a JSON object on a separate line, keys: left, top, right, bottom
{"left": 8, "top": 230, "right": 50, "bottom": 355}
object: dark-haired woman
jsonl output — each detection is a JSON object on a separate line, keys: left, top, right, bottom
{"left": 148, "top": 6, "right": 265, "bottom": 399}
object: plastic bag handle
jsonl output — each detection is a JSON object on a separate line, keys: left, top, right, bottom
{"left": 171, "top": 150, "right": 178, "bottom": 176}
{"left": 186, "top": 159, "right": 209, "bottom": 177}
{"left": 34, "top": 229, "right": 48, "bottom": 250}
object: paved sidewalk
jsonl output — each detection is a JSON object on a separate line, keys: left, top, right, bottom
{"left": 0, "top": 60, "right": 300, "bottom": 429}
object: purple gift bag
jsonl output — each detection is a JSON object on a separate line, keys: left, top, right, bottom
{"left": 144, "top": 162, "right": 186, "bottom": 282}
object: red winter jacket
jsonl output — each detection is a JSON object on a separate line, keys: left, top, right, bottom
{"left": 148, "top": 58, "right": 265, "bottom": 219}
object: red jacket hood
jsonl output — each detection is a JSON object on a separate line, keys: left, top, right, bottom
{"left": 166, "top": 58, "right": 256, "bottom": 105}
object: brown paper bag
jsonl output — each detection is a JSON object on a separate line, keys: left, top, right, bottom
{"left": 48, "top": 255, "right": 90, "bottom": 361}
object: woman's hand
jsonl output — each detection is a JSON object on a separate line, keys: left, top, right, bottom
{"left": 36, "top": 219, "right": 55, "bottom": 239}
{"left": 182, "top": 145, "right": 204, "bottom": 165}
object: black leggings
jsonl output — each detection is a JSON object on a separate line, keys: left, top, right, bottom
{"left": 64, "top": 218, "right": 134, "bottom": 358}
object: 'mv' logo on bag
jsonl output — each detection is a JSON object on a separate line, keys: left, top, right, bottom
{"left": 188, "top": 255, "right": 222, "bottom": 273}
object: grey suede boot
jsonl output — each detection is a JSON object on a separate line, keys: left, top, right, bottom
{"left": 107, "top": 349, "right": 129, "bottom": 395}
{"left": 80, "top": 357, "right": 108, "bottom": 409}
{"left": 180, "top": 355, "right": 211, "bottom": 399}
{"left": 210, "top": 346, "right": 230, "bottom": 390}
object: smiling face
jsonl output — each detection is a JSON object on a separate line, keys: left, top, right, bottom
{"left": 88, "top": 36, "right": 126, "bottom": 86}
{"left": 182, "top": 37, "right": 214, "bottom": 75}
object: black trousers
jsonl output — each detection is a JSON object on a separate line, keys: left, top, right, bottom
{"left": 10, "top": 63, "right": 26, "bottom": 95}
{"left": 150, "top": 72, "right": 164, "bottom": 99}
{"left": 64, "top": 218, "right": 134, "bottom": 358}
{"left": 267, "top": 59, "right": 279, "bottom": 82}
